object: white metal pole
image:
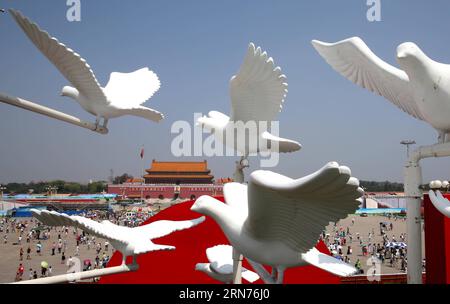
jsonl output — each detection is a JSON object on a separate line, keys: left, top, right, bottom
{"left": 405, "top": 160, "right": 423, "bottom": 284}
{"left": 405, "top": 142, "right": 450, "bottom": 284}
{"left": 231, "top": 159, "right": 247, "bottom": 283}
{"left": 232, "top": 248, "right": 243, "bottom": 284}
{"left": 0, "top": 92, "right": 108, "bottom": 134}
{"left": 10, "top": 263, "right": 138, "bottom": 284}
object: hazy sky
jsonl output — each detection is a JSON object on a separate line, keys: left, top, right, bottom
{"left": 1, "top": 0, "right": 450, "bottom": 184}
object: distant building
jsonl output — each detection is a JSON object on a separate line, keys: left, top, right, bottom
{"left": 143, "top": 160, "right": 214, "bottom": 184}
{"left": 108, "top": 160, "right": 222, "bottom": 200}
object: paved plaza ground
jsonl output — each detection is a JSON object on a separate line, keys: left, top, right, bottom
{"left": 0, "top": 210, "right": 426, "bottom": 284}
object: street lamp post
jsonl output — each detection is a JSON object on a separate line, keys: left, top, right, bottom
{"left": 401, "top": 140, "right": 416, "bottom": 158}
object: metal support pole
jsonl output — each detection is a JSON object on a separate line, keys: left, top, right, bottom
{"left": 10, "top": 263, "right": 138, "bottom": 284}
{"left": 233, "top": 165, "right": 245, "bottom": 184}
{"left": 232, "top": 248, "right": 243, "bottom": 284}
{"left": 231, "top": 158, "right": 249, "bottom": 283}
{"left": 0, "top": 92, "right": 108, "bottom": 134}
{"left": 405, "top": 161, "right": 423, "bottom": 284}
{"left": 405, "top": 142, "right": 450, "bottom": 284}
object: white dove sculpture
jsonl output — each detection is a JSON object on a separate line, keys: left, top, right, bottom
{"left": 197, "top": 43, "right": 301, "bottom": 176}
{"left": 10, "top": 9, "right": 163, "bottom": 131}
{"left": 191, "top": 162, "right": 362, "bottom": 284}
{"left": 312, "top": 37, "right": 450, "bottom": 144}
{"left": 429, "top": 190, "right": 450, "bottom": 218}
{"left": 31, "top": 209, "right": 205, "bottom": 265}
{"left": 195, "top": 245, "right": 260, "bottom": 284}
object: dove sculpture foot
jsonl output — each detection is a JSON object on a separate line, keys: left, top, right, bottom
{"left": 93, "top": 116, "right": 109, "bottom": 133}
{"left": 94, "top": 116, "right": 101, "bottom": 129}
{"left": 102, "top": 118, "right": 109, "bottom": 129}
{"left": 438, "top": 131, "right": 447, "bottom": 144}
{"left": 246, "top": 260, "right": 279, "bottom": 284}
{"left": 275, "top": 266, "right": 286, "bottom": 284}
{"left": 246, "top": 260, "right": 285, "bottom": 284}
{"left": 271, "top": 267, "right": 277, "bottom": 281}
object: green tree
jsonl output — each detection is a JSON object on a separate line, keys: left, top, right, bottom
{"left": 113, "top": 174, "right": 133, "bottom": 185}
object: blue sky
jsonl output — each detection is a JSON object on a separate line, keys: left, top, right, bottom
{"left": 1, "top": 0, "right": 450, "bottom": 184}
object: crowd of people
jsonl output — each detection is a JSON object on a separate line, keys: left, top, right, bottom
{"left": 322, "top": 214, "right": 416, "bottom": 275}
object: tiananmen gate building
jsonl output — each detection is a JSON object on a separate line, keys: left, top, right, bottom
{"left": 143, "top": 160, "right": 214, "bottom": 184}
{"left": 107, "top": 160, "right": 228, "bottom": 200}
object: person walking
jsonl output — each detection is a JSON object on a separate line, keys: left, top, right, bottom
{"left": 355, "top": 259, "right": 362, "bottom": 273}
{"left": 36, "top": 241, "right": 42, "bottom": 256}
{"left": 26, "top": 246, "right": 31, "bottom": 260}
{"left": 41, "top": 265, "right": 47, "bottom": 277}
{"left": 16, "top": 264, "right": 24, "bottom": 281}
{"left": 96, "top": 243, "right": 102, "bottom": 255}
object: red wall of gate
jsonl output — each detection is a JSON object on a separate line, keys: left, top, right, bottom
{"left": 424, "top": 193, "right": 450, "bottom": 284}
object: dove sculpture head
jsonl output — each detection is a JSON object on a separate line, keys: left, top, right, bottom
{"left": 197, "top": 115, "right": 223, "bottom": 131}
{"left": 396, "top": 42, "right": 430, "bottom": 71}
{"left": 397, "top": 42, "right": 422, "bottom": 59}
{"left": 61, "top": 86, "right": 79, "bottom": 99}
